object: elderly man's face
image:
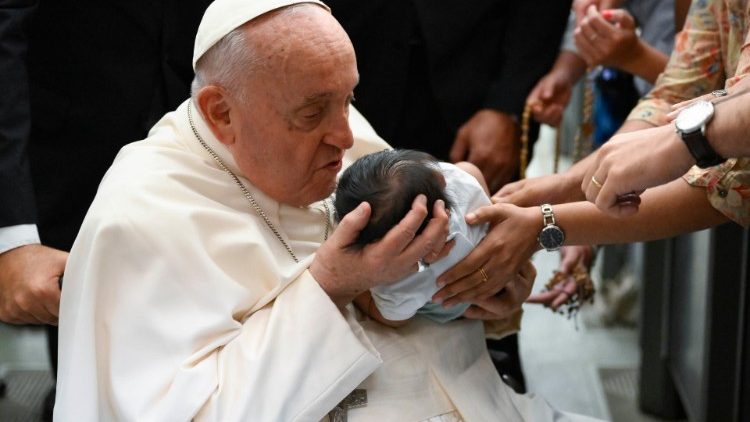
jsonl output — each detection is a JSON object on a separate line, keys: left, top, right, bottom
{"left": 229, "top": 8, "right": 358, "bottom": 207}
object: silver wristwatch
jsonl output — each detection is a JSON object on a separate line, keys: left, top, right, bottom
{"left": 538, "top": 204, "right": 565, "bottom": 251}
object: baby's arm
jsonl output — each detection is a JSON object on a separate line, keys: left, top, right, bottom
{"left": 353, "top": 291, "right": 410, "bottom": 328}
{"left": 455, "top": 161, "right": 490, "bottom": 196}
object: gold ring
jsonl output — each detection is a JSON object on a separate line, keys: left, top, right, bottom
{"left": 478, "top": 267, "right": 489, "bottom": 282}
{"left": 591, "top": 175, "right": 603, "bottom": 189}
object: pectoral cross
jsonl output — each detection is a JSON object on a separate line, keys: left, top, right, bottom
{"left": 327, "top": 389, "right": 367, "bottom": 422}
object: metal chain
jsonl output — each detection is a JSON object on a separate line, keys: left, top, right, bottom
{"left": 186, "top": 101, "right": 331, "bottom": 263}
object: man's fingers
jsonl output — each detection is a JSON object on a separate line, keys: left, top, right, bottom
{"left": 462, "top": 304, "right": 497, "bottom": 320}
{"left": 433, "top": 272, "right": 484, "bottom": 305}
{"left": 436, "top": 241, "right": 488, "bottom": 290}
{"left": 380, "top": 194, "right": 428, "bottom": 253}
{"left": 464, "top": 203, "right": 507, "bottom": 226}
{"left": 493, "top": 179, "right": 523, "bottom": 202}
{"left": 332, "top": 202, "right": 372, "bottom": 248}
{"left": 0, "top": 303, "right": 40, "bottom": 325}
{"left": 423, "top": 239, "right": 455, "bottom": 265}
{"left": 402, "top": 198, "right": 449, "bottom": 260}
{"left": 39, "top": 281, "right": 62, "bottom": 325}
{"left": 433, "top": 262, "right": 492, "bottom": 304}
{"left": 17, "top": 292, "right": 56, "bottom": 325}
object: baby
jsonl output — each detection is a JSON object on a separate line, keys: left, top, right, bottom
{"left": 334, "top": 149, "right": 492, "bottom": 326}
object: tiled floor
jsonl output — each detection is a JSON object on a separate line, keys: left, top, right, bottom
{"left": 0, "top": 126, "right": 671, "bottom": 421}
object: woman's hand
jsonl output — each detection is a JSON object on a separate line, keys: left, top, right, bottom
{"left": 432, "top": 203, "right": 541, "bottom": 307}
{"left": 462, "top": 260, "right": 537, "bottom": 320}
{"left": 574, "top": 7, "right": 638, "bottom": 69}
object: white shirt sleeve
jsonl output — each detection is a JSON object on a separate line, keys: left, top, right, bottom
{"left": 0, "top": 224, "right": 41, "bottom": 254}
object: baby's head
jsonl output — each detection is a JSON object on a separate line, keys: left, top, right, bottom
{"left": 334, "top": 149, "right": 454, "bottom": 247}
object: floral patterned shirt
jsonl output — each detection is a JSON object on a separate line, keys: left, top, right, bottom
{"left": 627, "top": 0, "right": 750, "bottom": 226}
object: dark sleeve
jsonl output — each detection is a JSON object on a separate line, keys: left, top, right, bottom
{"left": 0, "top": 0, "right": 37, "bottom": 227}
{"left": 484, "top": 0, "right": 571, "bottom": 117}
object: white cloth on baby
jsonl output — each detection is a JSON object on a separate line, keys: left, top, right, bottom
{"left": 370, "top": 162, "right": 491, "bottom": 322}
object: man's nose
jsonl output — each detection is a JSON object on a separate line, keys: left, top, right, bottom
{"left": 324, "top": 108, "right": 354, "bottom": 149}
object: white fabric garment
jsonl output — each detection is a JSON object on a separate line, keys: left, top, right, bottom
{"left": 55, "top": 100, "right": 599, "bottom": 422}
{"left": 370, "top": 162, "right": 490, "bottom": 323}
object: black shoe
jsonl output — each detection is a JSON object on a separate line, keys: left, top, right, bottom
{"left": 42, "top": 386, "right": 55, "bottom": 422}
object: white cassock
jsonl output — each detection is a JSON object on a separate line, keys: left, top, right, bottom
{"left": 55, "top": 100, "right": 600, "bottom": 422}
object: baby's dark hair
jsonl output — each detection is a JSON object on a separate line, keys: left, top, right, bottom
{"left": 334, "top": 149, "right": 453, "bottom": 247}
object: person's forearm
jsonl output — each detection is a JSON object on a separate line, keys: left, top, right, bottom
{"left": 557, "top": 178, "right": 727, "bottom": 245}
{"left": 553, "top": 51, "right": 588, "bottom": 86}
{"left": 617, "top": 118, "right": 657, "bottom": 134}
{"left": 615, "top": 40, "right": 669, "bottom": 84}
{"left": 707, "top": 88, "right": 750, "bottom": 158}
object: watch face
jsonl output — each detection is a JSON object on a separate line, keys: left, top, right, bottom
{"left": 675, "top": 100, "right": 714, "bottom": 133}
{"left": 539, "top": 225, "right": 565, "bottom": 251}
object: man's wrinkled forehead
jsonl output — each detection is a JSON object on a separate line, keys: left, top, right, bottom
{"left": 192, "top": 0, "right": 330, "bottom": 69}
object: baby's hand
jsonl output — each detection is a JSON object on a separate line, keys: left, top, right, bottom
{"left": 353, "top": 291, "right": 409, "bottom": 328}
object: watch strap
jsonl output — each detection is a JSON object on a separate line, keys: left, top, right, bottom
{"left": 681, "top": 126, "right": 725, "bottom": 168}
{"left": 541, "top": 203, "right": 555, "bottom": 226}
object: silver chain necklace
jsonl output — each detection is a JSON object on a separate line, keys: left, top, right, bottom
{"left": 187, "top": 101, "right": 331, "bottom": 263}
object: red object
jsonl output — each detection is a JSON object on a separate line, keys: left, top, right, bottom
{"left": 601, "top": 9, "right": 614, "bottom": 21}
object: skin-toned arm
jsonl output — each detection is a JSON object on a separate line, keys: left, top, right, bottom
{"left": 493, "top": 111, "right": 656, "bottom": 207}
{"left": 583, "top": 84, "right": 750, "bottom": 216}
{"left": 670, "top": 82, "right": 750, "bottom": 158}
{"left": 310, "top": 195, "right": 451, "bottom": 309}
{"left": 436, "top": 179, "right": 727, "bottom": 309}
{"left": 496, "top": 178, "right": 725, "bottom": 252}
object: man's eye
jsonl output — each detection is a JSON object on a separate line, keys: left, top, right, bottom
{"left": 303, "top": 111, "right": 322, "bottom": 119}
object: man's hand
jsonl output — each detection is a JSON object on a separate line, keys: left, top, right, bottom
{"left": 310, "top": 195, "right": 451, "bottom": 309}
{"left": 493, "top": 172, "right": 585, "bottom": 207}
{"left": 0, "top": 244, "right": 67, "bottom": 325}
{"left": 527, "top": 69, "right": 574, "bottom": 128}
{"left": 450, "top": 109, "right": 520, "bottom": 192}
{"left": 462, "top": 260, "right": 536, "bottom": 320}
{"left": 526, "top": 51, "right": 587, "bottom": 127}
{"left": 581, "top": 124, "right": 692, "bottom": 216}
{"left": 432, "top": 203, "right": 540, "bottom": 307}
{"left": 574, "top": 7, "right": 639, "bottom": 69}
{"left": 527, "top": 245, "right": 594, "bottom": 309}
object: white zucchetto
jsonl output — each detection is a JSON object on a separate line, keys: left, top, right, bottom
{"left": 192, "top": 0, "right": 329, "bottom": 69}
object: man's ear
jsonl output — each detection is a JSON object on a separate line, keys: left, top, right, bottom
{"left": 195, "top": 85, "right": 236, "bottom": 146}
